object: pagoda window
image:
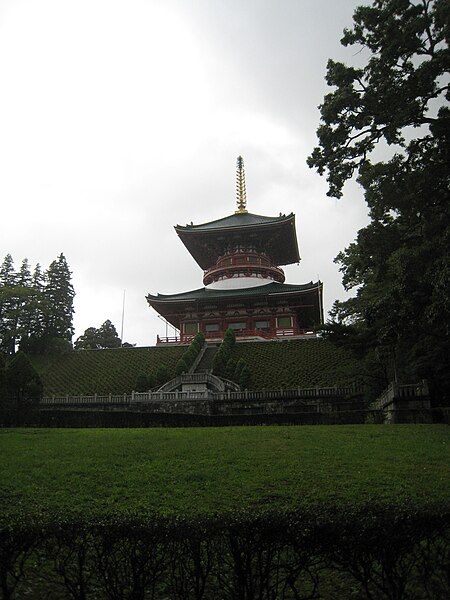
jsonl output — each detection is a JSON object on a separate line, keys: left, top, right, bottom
{"left": 205, "top": 323, "right": 220, "bottom": 332}
{"left": 184, "top": 322, "right": 198, "bottom": 335}
{"left": 228, "top": 321, "right": 247, "bottom": 331}
{"left": 255, "top": 320, "right": 270, "bottom": 330}
{"left": 277, "top": 315, "right": 292, "bottom": 329}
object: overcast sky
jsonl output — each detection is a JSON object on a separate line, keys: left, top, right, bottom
{"left": 0, "top": 0, "right": 370, "bottom": 346}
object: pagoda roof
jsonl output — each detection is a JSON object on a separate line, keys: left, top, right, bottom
{"left": 175, "top": 212, "right": 300, "bottom": 269}
{"left": 147, "top": 281, "right": 320, "bottom": 304}
{"left": 176, "top": 211, "right": 292, "bottom": 232}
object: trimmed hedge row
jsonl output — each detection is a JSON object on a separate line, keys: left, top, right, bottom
{"left": 1, "top": 505, "right": 448, "bottom": 599}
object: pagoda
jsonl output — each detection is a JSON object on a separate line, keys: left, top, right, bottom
{"left": 147, "top": 157, "right": 323, "bottom": 344}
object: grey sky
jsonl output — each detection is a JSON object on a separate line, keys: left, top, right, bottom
{"left": 0, "top": 0, "right": 369, "bottom": 346}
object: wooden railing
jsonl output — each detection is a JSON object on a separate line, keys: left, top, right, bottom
{"left": 157, "top": 329, "right": 316, "bottom": 345}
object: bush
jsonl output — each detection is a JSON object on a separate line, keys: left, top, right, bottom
{"left": 147, "top": 373, "right": 156, "bottom": 389}
{"left": 175, "top": 359, "right": 188, "bottom": 376}
{"left": 194, "top": 331, "right": 205, "bottom": 345}
{"left": 6, "top": 351, "right": 43, "bottom": 412}
{"left": 135, "top": 373, "right": 149, "bottom": 392}
{"left": 239, "top": 365, "right": 251, "bottom": 389}
{"left": 225, "top": 358, "right": 237, "bottom": 381}
{"left": 156, "top": 365, "right": 170, "bottom": 386}
{"left": 0, "top": 506, "right": 448, "bottom": 599}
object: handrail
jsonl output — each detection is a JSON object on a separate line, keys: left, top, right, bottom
{"left": 41, "top": 384, "right": 364, "bottom": 407}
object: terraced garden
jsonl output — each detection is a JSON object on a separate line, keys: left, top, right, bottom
{"left": 32, "top": 339, "right": 359, "bottom": 396}
{"left": 34, "top": 346, "right": 184, "bottom": 396}
{"left": 231, "top": 339, "right": 360, "bottom": 389}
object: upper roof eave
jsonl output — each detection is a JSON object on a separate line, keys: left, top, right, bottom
{"left": 146, "top": 281, "right": 322, "bottom": 304}
{"left": 175, "top": 211, "right": 295, "bottom": 233}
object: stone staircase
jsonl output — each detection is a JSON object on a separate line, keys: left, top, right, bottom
{"left": 194, "top": 345, "right": 218, "bottom": 373}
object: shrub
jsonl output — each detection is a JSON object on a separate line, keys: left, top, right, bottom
{"left": 135, "top": 374, "right": 149, "bottom": 392}
{"left": 224, "top": 327, "right": 236, "bottom": 347}
{"left": 194, "top": 331, "right": 205, "bottom": 345}
{"left": 6, "top": 351, "right": 43, "bottom": 412}
{"left": 225, "top": 359, "right": 237, "bottom": 381}
{"left": 234, "top": 359, "right": 246, "bottom": 382}
{"left": 156, "top": 365, "right": 170, "bottom": 386}
{"left": 0, "top": 506, "right": 448, "bottom": 599}
{"left": 239, "top": 365, "right": 251, "bottom": 389}
{"left": 175, "top": 359, "right": 188, "bottom": 376}
{"left": 147, "top": 373, "right": 156, "bottom": 389}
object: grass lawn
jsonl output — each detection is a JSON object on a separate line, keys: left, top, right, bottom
{"left": 0, "top": 425, "right": 448, "bottom": 524}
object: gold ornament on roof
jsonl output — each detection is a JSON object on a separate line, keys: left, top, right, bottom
{"left": 235, "top": 155, "right": 248, "bottom": 214}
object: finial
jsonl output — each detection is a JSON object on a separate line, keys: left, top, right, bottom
{"left": 235, "top": 155, "right": 248, "bottom": 214}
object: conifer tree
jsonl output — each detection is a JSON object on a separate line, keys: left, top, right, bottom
{"left": 27, "top": 263, "right": 46, "bottom": 339}
{"left": 10, "top": 259, "right": 33, "bottom": 350}
{"left": 0, "top": 254, "right": 17, "bottom": 354}
{"left": 43, "top": 254, "right": 75, "bottom": 342}
{"left": 97, "top": 320, "right": 121, "bottom": 348}
{"left": 0, "top": 352, "right": 6, "bottom": 403}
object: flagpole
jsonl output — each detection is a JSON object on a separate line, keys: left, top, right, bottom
{"left": 120, "top": 289, "right": 126, "bottom": 345}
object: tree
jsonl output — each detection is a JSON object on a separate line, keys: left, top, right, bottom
{"left": 44, "top": 254, "right": 75, "bottom": 342}
{"left": 96, "top": 320, "right": 121, "bottom": 349}
{"left": 6, "top": 351, "right": 43, "bottom": 412}
{"left": 19, "top": 263, "right": 46, "bottom": 350}
{"left": 0, "top": 254, "right": 17, "bottom": 354}
{"left": 74, "top": 320, "right": 122, "bottom": 350}
{"left": 74, "top": 327, "right": 100, "bottom": 350}
{"left": 0, "top": 352, "right": 6, "bottom": 402}
{"left": 308, "top": 0, "right": 449, "bottom": 398}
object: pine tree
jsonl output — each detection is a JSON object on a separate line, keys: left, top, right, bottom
{"left": 97, "top": 320, "right": 121, "bottom": 349}
{"left": 10, "top": 259, "right": 33, "bottom": 350}
{"left": 43, "top": 254, "right": 75, "bottom": 342}
{"left": 0, "top": 254, "right": 17, "bottom": 354}
{"left": 0, "top": 352, "right": 6, "bottom": 404}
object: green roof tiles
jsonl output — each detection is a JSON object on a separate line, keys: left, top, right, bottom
{"left": 175, "top": 212, "right": 293, "bottom": 232}
{"left": 147, "top": 281, "right": 320, "bottom": 303}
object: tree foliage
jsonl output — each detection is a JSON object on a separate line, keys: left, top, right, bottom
{"left": 308, "top": 0, "right": 449, "bottom": 398}
{"left": 5, "top": 351, "right": 43, "bottom": 411}
{"left": 0, "top": 253, "right": 76, "bottom": 355}
{"left": 74, "top": 320, "right": 122, "bottom": 350}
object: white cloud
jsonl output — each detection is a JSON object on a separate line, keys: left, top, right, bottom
{"left": 0, "top": 0, "right": 369, "bottom": 346}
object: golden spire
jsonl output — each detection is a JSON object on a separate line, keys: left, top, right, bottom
{"left": 235, "top": 155, "right": 248, "bottom": 214}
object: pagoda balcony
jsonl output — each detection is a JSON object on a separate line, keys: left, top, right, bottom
{"left": 156, "top": 327, "right": 316, "bottom": 345}
{"left": 203, "top": 252, "right": 285, "bottom": 286}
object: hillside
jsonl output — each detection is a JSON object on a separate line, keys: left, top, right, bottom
{"left": 34, "top": 346, "right": 184, "bottom": 396}
{"left": 231, "top": 338, "right": 360, "bottom": 389}
{"left": 35, "top": 338, "right": 359, "bottom": 396}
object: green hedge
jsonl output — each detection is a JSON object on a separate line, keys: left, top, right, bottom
{"left": 1, "top": 505, "right": 448, "bottom": 599}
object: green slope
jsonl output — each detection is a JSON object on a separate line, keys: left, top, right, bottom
{"left": 35, "top": 346, "right": 184, "bottom": 396}
{"left": 231, "top": 339, "right": 360, "bottom": 389}
{"left": 34, "top": 339, "right": 359, "bottom": 396}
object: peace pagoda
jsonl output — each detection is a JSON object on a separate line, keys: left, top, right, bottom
{"left": 147, "top": 157, "right": 323, "bottom": 344}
